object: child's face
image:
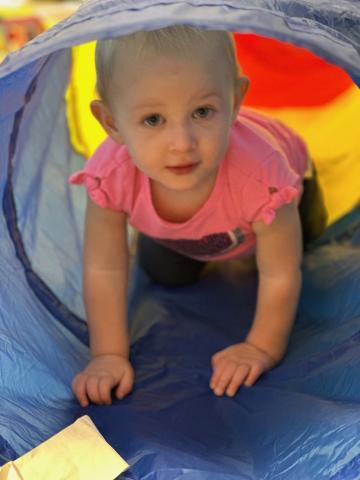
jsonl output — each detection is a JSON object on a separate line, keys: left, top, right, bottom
{"left": 96, "top": 49, "right": 245, "bottom": 196}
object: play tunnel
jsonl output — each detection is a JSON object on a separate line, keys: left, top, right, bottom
{"left": 1, "top": 1, "right": 360, "bottom": 478}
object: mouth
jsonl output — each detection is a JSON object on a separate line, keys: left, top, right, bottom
{"left": 166, "top": 162, "right": 200, "bottom": 175}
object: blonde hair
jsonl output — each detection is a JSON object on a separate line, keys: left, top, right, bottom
{"left": 95, "top": 25, "right": 241, "bottom": 103}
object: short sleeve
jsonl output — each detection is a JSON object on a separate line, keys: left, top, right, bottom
{"left": 242, "top": 151, "right": 302, "bottom": 225}
{"left": 68, "top": 138, "right": 133, "bottom": 212}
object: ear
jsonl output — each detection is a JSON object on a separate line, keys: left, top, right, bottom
{"left": 90, "top": 100, "right": 124, "bottom": 144}
{"left": 232, "top": 75, "right": 250, "bottom": 122}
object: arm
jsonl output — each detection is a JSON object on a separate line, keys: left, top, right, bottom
{"left": 210, "top": 202, "right": 302, "bottom": 396}
{"left": 247, "top": 201, "right": 302, "bottom": 362}
{"left": 72, "top": 198, "right": 134, "bottom": 406}
{"left": 84, "top": 197, "right": 129, "bottom": 357}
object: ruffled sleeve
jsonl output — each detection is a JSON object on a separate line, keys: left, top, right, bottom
{"left": 69, "top": 170, "right": 112, "bottom": 208}
{"left": 242, "top": 150, "right": 303, "bottom": 225}
{"left": 68, "top": 138, "right": 133, "bottom": 212}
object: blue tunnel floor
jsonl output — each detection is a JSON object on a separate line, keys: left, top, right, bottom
{"left": 110, "top": 239, "right": 360, "bottom": 479}
{"left": 1, "top": 212, "right": 360, "bottom": 479}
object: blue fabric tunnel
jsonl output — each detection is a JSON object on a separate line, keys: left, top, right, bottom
{"left": 1, "top": 1, "right": 360, "bottom": 478}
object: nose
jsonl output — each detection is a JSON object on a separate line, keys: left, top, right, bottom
{"left": 168, "top": 121, "right": 197, "bottom": 153}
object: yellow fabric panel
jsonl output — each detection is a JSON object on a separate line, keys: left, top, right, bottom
{"left": 257, "top": 85, "right": 360, "bottom": 225}
{"left": 0, "top": 416, "right": 128, "bottom": 480}
{"left": 65, "top": 42, "right": 106, "bottom": 159}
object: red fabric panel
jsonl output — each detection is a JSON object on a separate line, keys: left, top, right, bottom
{"left": 234, "top": 33, "right": 353, "bottom": 107}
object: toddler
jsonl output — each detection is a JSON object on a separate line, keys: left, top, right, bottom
{"left": 69, "top": 26, "right": 326, "bottom": 406}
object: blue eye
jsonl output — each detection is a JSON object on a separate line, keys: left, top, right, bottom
{"left": 144, "top": 114, "right": 163, "bottom": 127}
{"left": 193, "top": 107, "right": 214, "bottom": 119}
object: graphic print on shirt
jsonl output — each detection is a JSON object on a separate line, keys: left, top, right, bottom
{"left": 155, "top": 228, "right": 246, "bottom": 258}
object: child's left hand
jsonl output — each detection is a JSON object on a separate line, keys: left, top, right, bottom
{"left": 210, "top": 341, "right": 277, "bottom": 397}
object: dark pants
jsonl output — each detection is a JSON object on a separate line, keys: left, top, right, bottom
{"left": 138, "top": 173, "right": 327, "bottom": 287}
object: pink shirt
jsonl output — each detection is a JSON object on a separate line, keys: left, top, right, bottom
{"left": 69, "top": 109, "right": 308, "bottom": 261}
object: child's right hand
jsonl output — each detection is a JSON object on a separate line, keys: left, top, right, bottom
{"left": 72, "top": 354, "right": 134, "bottom": 407}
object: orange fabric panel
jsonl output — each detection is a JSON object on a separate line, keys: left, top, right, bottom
{"left": 234, "top": 33, "right": 353, "bottom": 108}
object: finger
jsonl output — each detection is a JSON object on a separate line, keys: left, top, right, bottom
{"left": 98, "top": 376, "right": 114, "bottom": 405}
{"left": 86, "top": 375, "right": 102, "bottom": 405}
{"left": 116, "top": 368, "right": 134, "bottom": 400}
{"left": 225, "top": 365, "right": 251, "bottom": 397}
{"left": 72, "top": 374, "right": 89, "bottom": 407}
{"left": 244, "top": 364, "right": 263, "bottom": 387}
{"left": 210, "top": 357, "right": 227, "bottom": 389}
{"left": 213, "top": 363, "right": 238, "bottom": 396}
